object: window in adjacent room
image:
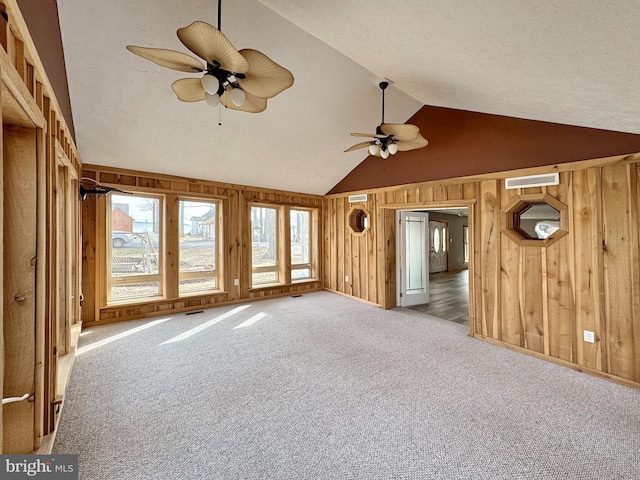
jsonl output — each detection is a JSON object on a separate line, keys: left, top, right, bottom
{"left": 463, "top": 225, "right": 470, "bottom": 264}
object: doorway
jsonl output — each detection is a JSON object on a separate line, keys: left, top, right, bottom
{"left": 396, "top": 207, "right": 471, "bottom": 327}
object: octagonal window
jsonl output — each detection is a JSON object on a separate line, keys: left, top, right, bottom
{"left": 513, "top": 203, "right": 560, "bottom": 240}
{"left": 501, "top": 193, "right": 568, "bottom": 247}
{"left": 348, "top": 206, "right": 370, "bottom": 235}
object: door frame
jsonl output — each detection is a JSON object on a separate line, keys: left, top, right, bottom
{"left": 383, "top": 201, "right": 476, "bottom": 335}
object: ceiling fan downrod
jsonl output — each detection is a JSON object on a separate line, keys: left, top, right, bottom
{"left": 217, "top": 0, "right": 222, "bottom": 32}
{"left": 379, "top": 81, "right": 389, "bottom": 125}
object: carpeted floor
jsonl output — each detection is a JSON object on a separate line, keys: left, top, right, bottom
{"left": 53, "top": 291, "right": 640, "bottom": 479}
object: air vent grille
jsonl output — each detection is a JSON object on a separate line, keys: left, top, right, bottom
{"left": 505, "top": 173, "right": 559, "bottom": 190}
{"left": 348, "top": 194, "right": 368, "bottom": 203}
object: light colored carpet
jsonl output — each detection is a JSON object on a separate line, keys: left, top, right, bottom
{"left": 53, "top": 291, "right": 640, "bottom": 479}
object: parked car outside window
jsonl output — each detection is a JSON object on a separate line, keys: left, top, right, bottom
{"left": 112, "top": 231, "right": 134, "bottom": 248}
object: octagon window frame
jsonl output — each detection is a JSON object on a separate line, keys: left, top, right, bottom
{"left": 501, "top": 193, "right": 568, "bottom": 247}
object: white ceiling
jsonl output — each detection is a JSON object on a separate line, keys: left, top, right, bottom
{"left": 57, "top": 0, "right": 640, "bottom": 195}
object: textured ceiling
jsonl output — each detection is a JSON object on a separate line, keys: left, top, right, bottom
{"left": 57, "top": 0, "right": 640, "bottom": 195}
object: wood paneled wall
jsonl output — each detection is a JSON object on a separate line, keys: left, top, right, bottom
{"left": 324, "top": 154, "right": 640, "bottom": 388}
{"left": 82, "top": 165, "right": 324, "bottom": 325}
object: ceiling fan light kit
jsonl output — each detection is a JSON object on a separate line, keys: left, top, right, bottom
{"left": 345, "top": 81, "right": 428, "bottom": 158}
{"left": 126, "top": 1, "right": 293, "bottom": 113}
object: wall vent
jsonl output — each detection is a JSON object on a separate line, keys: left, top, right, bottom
{"left": 505, "top": 173, "right": 559, "bottom": 190}
{"left": 348, "top": 194, "right": 368, "bottom": 203}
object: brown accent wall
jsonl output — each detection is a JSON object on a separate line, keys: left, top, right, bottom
{"left": 330, "top": 106, "right": 640, "bottom": 194}
{"left": 16, "top": 0, "right": 75, "bottom": 139}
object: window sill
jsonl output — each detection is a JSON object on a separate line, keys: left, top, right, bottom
{"left": 249, "top": 278, "right": 320, "bottom": 292}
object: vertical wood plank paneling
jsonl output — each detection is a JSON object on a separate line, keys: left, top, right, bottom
{"left": 601, "top": 163, "right": 636, "bottom": 381}
{"left": 447, "top": 184, "right": 463, "bottom": 201}
{"left": 367, "top": 197, "right": 377, "bottom": 303}
{"left": 360, "top": 228, "right": 369, "bottom": 301}
{"left": 479, "top": 180, "right": 500, "bottom": 338}
{"left": 344, "top": 202, "right": 352, "bottom": 296}
{"left": 3, "top": 126, "right": 36, "bottom": 453}
{"left": 405, "top": 187, "right": 417, "bottom": 204}
{"left": 336, "top": 198, "right": 345, "bottom": 292}
{"left": 352, "top": 230, "right": 361, "bottom": 299}
{"left": 225, "top": 189, "right": 244, "bottom": 300}
{"left": 434, "top": 184, "right": 447, "bottom": 202}
{"left": 519, "top": 246, "right": 544, "bottom": 353}
{"left": 164, "top": 194, "right": 179, "bottom": 299}
{"left": 324, "top": 158, "right": 639, "bottom": 388}
{"left": 322, "top": 199, "right": 331, "bottom": 288}
{"left": 500, "top": 187, "right": 522, "bottom": 346}
{"left": 329, "top": 199, "right": 338, "bottom": 291}
{"left": 34, "top": 127, "right": 47, "bottom": 447}
{"left": 375, "top": 194, "right": 386, "bottom": 305}
{"left": 572, "top": 168, "right": 603, "bottom": 370}
{"left": 545, "top": 173, "right": 575, "bottom": 361}
{"left": 383, "top": 208, "right": 397, "bottom": 309}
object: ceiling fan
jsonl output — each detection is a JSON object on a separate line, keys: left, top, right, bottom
{"left": 345, "top": 81, "right": 428, "bottom": 159}
{"left": 126, "top": 0, "right": 293, "bottom": 113}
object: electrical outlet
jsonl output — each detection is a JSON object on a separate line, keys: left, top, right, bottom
{"left": 234, "top": 278, "right": 239, "bottom": 286}
{"left": 583, "top": 330, "right": 595, "bottom": 343}
{"left": 345, "top": 275, "right": 349, "bottom": 282}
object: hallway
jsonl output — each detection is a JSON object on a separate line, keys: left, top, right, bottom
{"left": 407, "top": 270, "right": 469, "bottom": 326}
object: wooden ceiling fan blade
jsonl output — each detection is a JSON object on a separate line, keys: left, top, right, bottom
{"left": 351, "top": 133, "right": 386, "bottom": 138}
{"left": 380, "top": 123, "right": 420, "bottom": 141}
{"left": 171, "top": 78, "right": 205, "bottom": 102}
{"left": 126, "top": 46, "right": 204, "bottom": 72}
{"left": 220, "top": 90, "right": 267, "bottom": 113}
{"left": 397, "top": 133, "right": 429, "bottom": 152}
{"left": 236, "top": 49, "right": 294, "bottom": 99}
{"left": 177, "top": 21, "right": 249, "bottom": 73}
{"left": 344, "top": 141, "right": 372, "bottom": 153}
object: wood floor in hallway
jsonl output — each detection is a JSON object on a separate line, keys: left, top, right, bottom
{"left": 407, "top": 270, "right": 469, "bottom": 326}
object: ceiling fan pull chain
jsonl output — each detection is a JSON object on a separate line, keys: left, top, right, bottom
{"left": 381, "top": 85, "right": 385, "bottom": 124}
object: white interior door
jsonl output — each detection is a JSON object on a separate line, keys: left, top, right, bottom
{"left": 397, "top": 211, "right": 430, "bottom": 306}
{"left": 429, "top": 220, "right": 448, "bottom": 273}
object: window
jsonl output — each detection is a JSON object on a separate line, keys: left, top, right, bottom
{"left": 291, "top": 209, "right": 312, "bottom": 280}
{"left": 108, "top": 193, "right": 163, "bottom": 301}
{"left": 179, "top": 199, "right": 221, "bottom": 295}
{"left": 251, "top": 205, "right": 279, "bottom": 285}
{"left": 463, "top": 226, "right": 470, "bottom": 264}
{"left": 251, "top": 204, "right": 318, "bottom": 287}
{"left": 347, "top": 206, "right": 370, "bottom": 235}
{"left": 502, "top": 193, "right": 568, "bottom": 247}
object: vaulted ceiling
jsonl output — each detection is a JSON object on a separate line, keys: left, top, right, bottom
{"left": 56, "top": 0, "right": 640, "bottom": 195}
